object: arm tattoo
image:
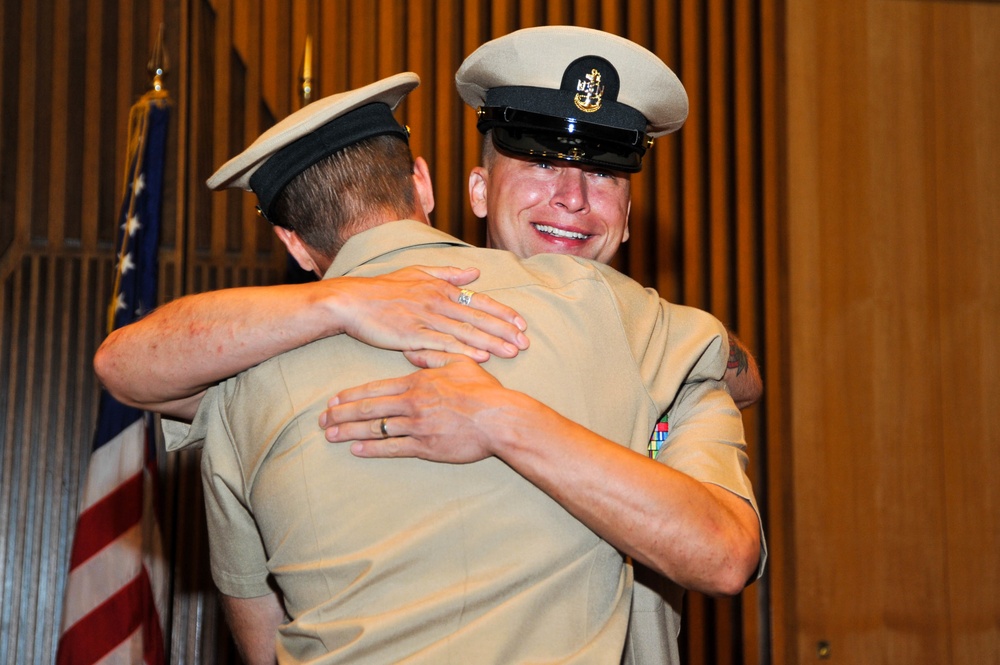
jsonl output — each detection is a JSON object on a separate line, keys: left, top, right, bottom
{"left": 727, "top": 333, "right": 750, "bottom": 376}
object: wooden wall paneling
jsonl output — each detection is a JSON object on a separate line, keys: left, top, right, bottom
{"left": 222, "top": 0, "right": 242, "bottom": 261}
{"left": 115, "top": 1, "right": 137, "bottom": 209}
{"left": 489, "top": 0, "right": 517, "bottom": 39}
{"left": 679, "top": 0, "right": 707, "bottom": 310}
{"left": 237, "top": 0, "right": 262, "bottom": 264}
{"left": 433, "top": 0, "right": 465, "bottom": 239}
{"left": 347, "top": 0, "right": 377, "bottom": 87}
{"left": 4, "top": 257, "right": 40, "bottom": 664}
{"left": 0, "top": 264, "right": 25, "bottom": 665}
{"left": 706, "top": 0, "right": 731, "bottom": 323}
{"left": 260, "top": 0, "right": 291, "bottom": 122}
{"left": 0, "top": 0, "right": 17, "bottom": 261}
{"left": 405, "top": 0, "right": 435, "bottom": 214}
{"left": 14, "top": 0, "right": 37, "bottom": 247}
{"left": 31, "top": 0, "right": 56, "bottom": 243}
{"left": 573, "top": 0, "right": 598, "bottom": 29}
{"left": 733, "top": 3, "right": 766, "bottom": 665}
{"left": 189, "top": 0, "right": 214, "bottom": 263}
{"left": 651, "top": 0, "right": 682, "bottom": 303}
{"left": 460, "top": 0, "right": 486, "bottom": 246}
{"left": 929, "top": 5, "right": 1000, "bottom": 662}
{"left": 318, "top": 0, "right": 349, "bottom": 100}
{"left": 48, "top": 0, "right": 70, "bottom": 249}
{"left": 620, "top": 0, "right": 652, "bottom": 285}
{"left": 79, "top": 0, "right": 106, "bottom": 253}
{"left": 0, "top": 253, "right": 108, "bottom": 664}
{"left": 783, "top": 1, "right": 1000, "bottom": 662}
{"left": 599, "top": 0, "right": 620, "bottom": 32}
{"left": 376, "top": 0, "right": 406, "bottom": 82}
{"left": 544, "top": 0, "right": 572, "bottom": 25}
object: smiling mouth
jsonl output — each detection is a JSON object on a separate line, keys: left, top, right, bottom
{"left": 532, "top": 223, "right": 591, "bottom": 241}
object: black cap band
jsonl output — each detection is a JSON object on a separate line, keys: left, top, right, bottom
{"left": 250, "top": 102, "right": 409, "bottom": 221}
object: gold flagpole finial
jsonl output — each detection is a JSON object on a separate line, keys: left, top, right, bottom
{"left": 301, "top": 35, "right": 314, "bottom": 104}
{"left": 147, "top": 23, "right": 169, "bottom": 92}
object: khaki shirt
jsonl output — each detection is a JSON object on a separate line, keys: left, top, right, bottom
{"left": 173, "top": 221, "right": 751, "bottom": 664}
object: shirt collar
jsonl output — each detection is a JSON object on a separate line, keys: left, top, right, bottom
{"left": 324, "top": 220, "right": 473, "bottom": 279}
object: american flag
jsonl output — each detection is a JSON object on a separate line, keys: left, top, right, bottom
{"left": 57, "top": 90, "right": 171, "bottom": 665}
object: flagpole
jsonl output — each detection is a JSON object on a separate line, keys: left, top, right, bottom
{"left": 148, "top": 23, "right": 169, "bottom": 94}
{"left": 301, "top": 34, "right": 313, "bottom": 105}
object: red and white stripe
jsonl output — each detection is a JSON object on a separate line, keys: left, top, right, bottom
{"left": 57, "top": 419, "right": 168, "bottom": 665}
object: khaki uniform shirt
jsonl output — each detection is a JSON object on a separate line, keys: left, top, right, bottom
{"left": 171, "top": 221, "right": 753, "bottom": 664}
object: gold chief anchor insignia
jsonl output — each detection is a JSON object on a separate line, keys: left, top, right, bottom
{"left": 574, "top": 68, "right": 604, "bottom": 113}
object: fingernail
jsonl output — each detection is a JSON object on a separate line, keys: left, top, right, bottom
{"left": 515, "top": 317, "right": 527, "bottom": 331}
{"left": 318, "top": 413, "right": 327, "bottom": 427}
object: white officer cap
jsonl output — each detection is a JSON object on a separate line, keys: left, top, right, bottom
{"left": 456, "top": 26, "right": 687, "bottom": 172}
{"left": 207, "top": 72, "right": 419, "bottom": 220}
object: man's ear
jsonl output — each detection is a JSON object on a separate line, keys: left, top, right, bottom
{"left": 468, "top": 166, "right": 488, "bottom": 219}
{"left": 273, "top": 226, "right": 319, "bottom": 275}
{"left": 412, "top": 156, "right": 435, "bottom": 217}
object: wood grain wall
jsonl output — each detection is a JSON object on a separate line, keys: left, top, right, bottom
{"left": 775, "top": 1, "right": 1000, "bottom": 663}
{"left": 3, "top": 0, "right": 995, "bottom": 664}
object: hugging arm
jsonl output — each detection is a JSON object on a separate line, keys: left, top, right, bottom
{"left": 93, "top": 266, "right": 528, "bottom": 421}
{"left": 320, "top": 353, "right": 762, "bottom": 596}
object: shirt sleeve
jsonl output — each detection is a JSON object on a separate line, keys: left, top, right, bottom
{"left": 160, "top": 385, "right": 218, "bottom": 452}
{"left": 198, "top": 381, "right": 274, "bottom": 598}
{"left": 656, "top": 379, "right": 768, "bottom": 579}
{"left": 593, "top": 261, "right": 731, "bottom": 414}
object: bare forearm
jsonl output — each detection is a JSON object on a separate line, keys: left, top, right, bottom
{"left": 221, "top": 591, "right": 285, "bottom": 665}
{"left": 95, "top": 284, "right": 338, "bottom": 419}
{"left": 488, "top": 394, "right": 760, "bottom": 595}
{"left": 322, "top": 356, "right": 761, "bottom": 594}
{"left": 94, "top": 267, "right": 529, "bottom": 421}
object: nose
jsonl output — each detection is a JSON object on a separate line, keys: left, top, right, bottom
{"left": 550, "top": 169, "right": 589, "bottom": 214}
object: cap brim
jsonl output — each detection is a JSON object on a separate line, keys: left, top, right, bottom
{"left": 207, "top": 72, "right": 419, "bottom": 191}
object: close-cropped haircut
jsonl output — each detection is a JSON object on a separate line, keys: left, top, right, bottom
{"left": 271, "top": 134, "right": 417, "bottom": 258}
{"left": 481, "top": 131, "right": 499, "bottom": 169}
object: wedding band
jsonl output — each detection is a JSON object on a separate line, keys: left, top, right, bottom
{"left": 379, "top": 417, "right": 389, "bottom": 439}
{"left": 458, "top": 289, "right": 475, "bottom": 306}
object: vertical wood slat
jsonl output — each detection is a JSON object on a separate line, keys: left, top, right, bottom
{"left": 48, "top": 0, "right": 70, "bottom": 248}
{"left": 76, "top": 0, "right": 99, "bottom": 248}
{"left": 460, "top": 0, "right": 487, "bottom": 245}
{"left": 434, "top": 0, "right": 461, "bottom": 239}
{"left": 0, "top": 253, "right": 108, "bottom": 664}
{"left": 14, "top": 0, "right": 37, "bottom": 246}
{"left": 679, "top": 0, "right": 706, "bottom": 310}
{"left": 932, "top": 8, "right": 1000, "bottom": 664}
{"left": 210, "top": 0, "right": 232, "bottom": 257}
{"left": 621, "top": 0, "right": 652, "bottom": 284}
{"left": 651, "top": 0, "right": 682, "bottom": 303}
